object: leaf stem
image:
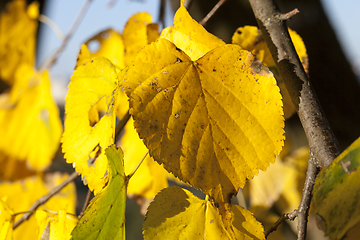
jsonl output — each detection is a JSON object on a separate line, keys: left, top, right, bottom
{"left": 127, "top": 150, "right": 149, "bottom": 179}
{"left": 199, "top": 0, "right": 227, "bottom": 26}
{"left": 39, "top": 0, "right": 92, "bottom": 71}
{"left": 13, "top": 171, "right": 79, "bottom": 229}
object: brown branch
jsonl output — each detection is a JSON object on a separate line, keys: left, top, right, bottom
{"left": 13, "top": 171, "right": 80, "bottom": 229}
{"left": 78, "top": 189, "right": 93, "bottom": 219}
{"left": 265, "top": 158, "right": 319, "bottom": 239}
{"left": 39, "top": 0, "right": 92, "bottom": 70}
{"left": 296, "top": 160, "right": 318, "bottom": 239}
{"left": 278, "top": 8, "right": 300, "bottom": 21}
{"left": 248, "top": 0, "right": 340, "bottom": 169}
{"left": 184, "top": 0, "right": 195, "bottom": 10}
{"left": 199, "top": 0, "right": 227, "bottom": 26}
{"left": 115, "top": 111, "right": 131, "bottom": 143}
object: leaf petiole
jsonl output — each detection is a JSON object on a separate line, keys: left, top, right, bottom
{"left": 127, "top": 150, "right": 149, "bottom": 179}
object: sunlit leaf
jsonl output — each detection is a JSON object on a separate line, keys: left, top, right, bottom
{"left": 121, "top": 118, "right": 168, "bottom": 199}
{"left": 249, "top": 147, "right": 309, "bottom": 210}
{"left": 62, "top": 57, "right": 118, "bottom": 194}
{"left": 71, "top": 145, "right": 127, "bottom": 240}
{"left": 36, "top": 208, "right": 78, "bottom": 240}
{"left": 160, "top": 0, "right": 224, "bottom": 61}
{"left": 232, "top": 26, "right": 308, "bottom": 119}
{"left": 122, "top": 12, "right": 158, "bottom": 66}
{"left": 0, "top": 64, "right": 62, "bottom": 170}
{"left": 0, "top": 0, "right": 38, "bottom": 84}
{"left": 123, "top": 38, "right": 284, "bottom": 203}
{"left": 0, "top": 173, "right": 76, "bottom": 240}
{"left": 0, "top": 198, "right": 13, "bottom": 240}
{"left": 143, "top": 186, "right": 265, "bottom": 239}
{"left": 76, "top": 29, "right": 125, "bottom": 69}
{"left": 313, "top": 137, "right": 360, "bottom": 240}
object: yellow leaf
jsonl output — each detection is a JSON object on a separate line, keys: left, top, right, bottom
{"left": 0, "top": 64, "right": 62, "bottom": 170}
{"left": 0, "top": 152, "right": 35, "bottom": 181}
{"left": 0, "top": 0, "right": 38, "bottom": 84}
{"left": 123, "top": 38, "right": 284, "bottom": 203}
{"left": 232, "top": 26, "right": 308, "bottom": 119}
{"left": 122, "top": 12, "right": 158, "bottom": 66}
{"left": 249, "top": 147, "right": 309, "bottom": 210}
{"left": 121, "top": 118, "right": 168, "bottom": 199}
{"left": 76, "top": 29, "right": 125, "bottom": 69}
{"left": 0, "top": 198, "right": 13, "bottom": 240}
{"left": 36, "top": 208, "right": 78, "bottom": 240}
{"left": 62, "top": 57, "right": 118, "bottom": 194}
{"left": 0, "top": 173, "right": 76, "bottom": 240}
{"left": 143, "top": 186, "right": 265, "bottom": 239}
{"left": 160, "top": 0, "right": 225, "bottom": 61}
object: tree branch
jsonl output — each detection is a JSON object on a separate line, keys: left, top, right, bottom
{"left": 199, "top": 0, "right": 227, "bottom": 26}
{"left": 39, "top": 0, "right": 92, "bottom": 70}
{"left": 13, "top": 171, "right": 79, "bottom": 229}
{"left": 296, "top": 160, "right": 318, "bottom": 239}
{"left": 248, "top": 0, "right": 340, "bottom": 169}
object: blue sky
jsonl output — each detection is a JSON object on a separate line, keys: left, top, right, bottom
{"left": 36, "top": 0, "right": 360, "bottom": 102}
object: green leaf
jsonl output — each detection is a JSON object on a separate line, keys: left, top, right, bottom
{"left": 313, "top": 136, "right": 360, "bottom": 240}
{"left": 71, "top": 145, "right": 127, "bottom": 240}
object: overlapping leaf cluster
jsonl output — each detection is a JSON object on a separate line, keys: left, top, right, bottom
{"left": 0, "top": 1, "right": 76, "bottom": 239}
{"left": 1, "top": 0, "right": 320, "bottom": 239}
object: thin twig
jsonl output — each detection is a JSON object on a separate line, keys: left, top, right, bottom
{"left": 13, "top": 171, "right": 80, "bottom": 229}
{"left": 184, "top": 0, "right": 195, "bottom": 10}
{"left": 278, "top": 8, "right": 300, "bottom": 21}
{"left": 265, "top": 157, "right": 319, "bottom": 239}
{"left": 265, "top": 213, "right": 290, "bottom": 238}
{"left": 39, "top": 0, "right": 92, "bottom": 71}
{"left": 78, "top": 189, "right": 93, "bottom": 219}
{"left": 115, "top": 111, "right": 131, "bottom": 143}
{"left": 38, "top": 14, "right": 65, "bottom": 40}
{"left": 296, "top": 160, "right": 318, "bottom": 240}
{"left": 158, "top": 0, "right": 166, "bottom": 28}
{"left": 199, "top": 0, "right": 227, "bottom": 26}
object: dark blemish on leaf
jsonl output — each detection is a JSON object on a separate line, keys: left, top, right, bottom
{"left": 201, "top": 123, "right": 205, "bottom": 129}
{"left": 239, "top": 58, "right": 242, "bottom": 61}
{"left": 250, "top": 58, "right": 271, "bottom": 76}
{"left": 175, "top": 58, "right": 183, "bottom": 63}
{"left": 215, "top": 92, "right": 219, "bottom": 95}
{"left": 236, "top": 29, "right": 242, "bottom": 34}
{"left": 226, "top": 147, "right": 229, "bottom": 150}
{"left": 164, "top": 88, "right": 169, "bottom": 93}
{"left": 213, "top": 69, "right": 216, "bottom": 72}
{"left": 175, "top": 47, "right": 181, "bottom": 52}
{"left": 110, "top": 204, "right": 113, "bottom": 209}
{"left": 210, "top": 219, "right": 214, "bottom": 224}
{"left": 90, "top": 60, "right": 94, "bottom": 63}
{"left": 175, "top": 113, "right": 180, "bottom": 119}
